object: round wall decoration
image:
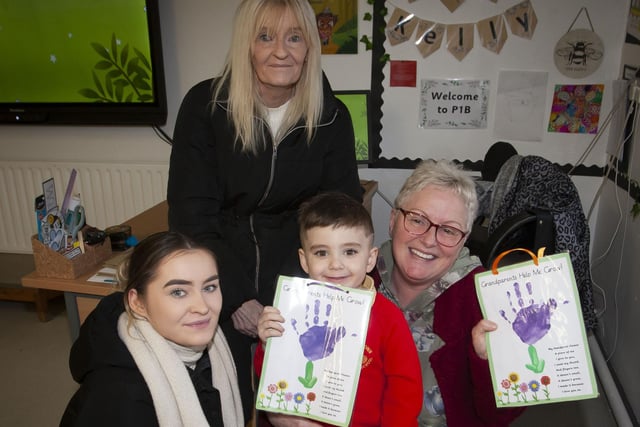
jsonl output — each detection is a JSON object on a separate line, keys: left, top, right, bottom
{"left": 554, "top": 28, "right": 604, "bottom": 79}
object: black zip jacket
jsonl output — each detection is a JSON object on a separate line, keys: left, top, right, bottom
{"left": 167, "top": 76, "right": 362, "bottom": 320}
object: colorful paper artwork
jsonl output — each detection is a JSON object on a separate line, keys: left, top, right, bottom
{"left": 548, "top": 84, "right": 604, "bottom": 134}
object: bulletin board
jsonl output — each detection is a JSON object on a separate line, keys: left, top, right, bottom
{"left": 363, "top": 0, "right": 629, "bottom": 174}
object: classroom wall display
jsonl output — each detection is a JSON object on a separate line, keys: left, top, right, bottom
{"left": 334, "top": 91, "right": 372, "bottom": 163}
{"left": 547, "top": 84, "right": 604, "bottom": 134}
{"left": 553, "top": 8, "right": 604, "bottom": 79}
{"left": 438, "top": 0, "right": 500, "bottom": 14}
{"left": 368, "top": 0, "right": 627, "bottom": 170}
{"left": 386, "top": 0, "right": 537, "bottom": 60}
{"left": 553, "top": 29, "right": 604, "bottom": 79}
{"left": 309, "top": 0, "right": 358, "bottom": 54}
{"left": 494, "top": 70, "right": 548, "bottom": 142}
{"left": 419, "top": 79, "right": 490, "bottom": 129}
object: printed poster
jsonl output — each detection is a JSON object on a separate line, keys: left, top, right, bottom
{"left": 419, "top": 79, "right": 490, "bottom": 129}
{"left": 309, "top": 0, "right": 358, "bottom": 54}
{"left": 256, "top": 276, "right": 374, "bottom": 426}
{"left": 475, "top": 252, "right": 598, "bottom": 407}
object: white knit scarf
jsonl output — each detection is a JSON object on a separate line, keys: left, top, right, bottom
{"left": 117, "top": 313, "right": 244, "bottom": 427}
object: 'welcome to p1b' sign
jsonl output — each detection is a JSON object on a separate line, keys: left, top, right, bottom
{"left": 419, "top": 79, "right": 490, "bottom": 129}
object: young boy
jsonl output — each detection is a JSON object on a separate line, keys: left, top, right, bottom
{"left": 254, "top": 191, "right": 422, "bottom": 427}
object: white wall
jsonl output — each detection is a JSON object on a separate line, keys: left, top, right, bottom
{"left": 589, "top": 18, "right": 640, "bottom": 421}
{"left": 590, "top": 179, "right": 640, "bottom": 422}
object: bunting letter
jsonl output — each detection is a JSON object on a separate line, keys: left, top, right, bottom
{"left": 446, "top": 23, "right": 474, "bottom": 61}
{"left": 504, "top": 0, "right": 537, "bottom": 39}
{"left": 415, "top": 20, "right": 445, "bottom": 58}
{"left": 477, "top": 14, "right": 507, "bottom": 54}
{"left": 386, "top": 8, "right": 418, "bottom": 46}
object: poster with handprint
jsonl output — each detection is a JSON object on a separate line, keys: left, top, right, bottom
{"left": 256, "top": 276, "right": 374, "bottom": 426}
{"left": 475, "top": 252, "right": 598, "bottom": 407}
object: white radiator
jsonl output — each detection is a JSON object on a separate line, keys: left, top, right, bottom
{"left": 0, "top": 161, "right": 169, "bottom": 254}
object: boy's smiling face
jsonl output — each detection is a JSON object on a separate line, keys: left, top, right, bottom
{"left": 298, "top": 225, "right": 378, "bottom": 289}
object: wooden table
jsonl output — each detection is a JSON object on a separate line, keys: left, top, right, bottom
{"left": 21, "top": 181, "right": 378, "bottom": 341}
{"left": 21, "top": 270, "right": 118, "bottom": 340}
{"left": 21, "top": 200, "right": 169, "bottom": 341}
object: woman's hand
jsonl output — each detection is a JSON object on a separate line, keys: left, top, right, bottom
{"left": 471, "top": 319, "right": 498, "bottom": 360}
{"left": 257, "top": 306, "right": 285, "bottom": 346}
{"left": 267, "top": 412, "right": 324, "bottom": 427}
{"left": 231, "top": 299, "right": 264, "bottom": 337}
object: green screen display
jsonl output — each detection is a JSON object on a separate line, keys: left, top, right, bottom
{"left": 335, "top": 91, "right": 371, "bottom": 163}
{"left": 0, "top": 0, "right": 157, "bottom": 104}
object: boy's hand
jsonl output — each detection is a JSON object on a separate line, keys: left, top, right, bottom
{"left": 257, "top": 306, "right": 285, "bottom": 345}
{"left": 471, "top": 319, "right": 498, "bottom": 360}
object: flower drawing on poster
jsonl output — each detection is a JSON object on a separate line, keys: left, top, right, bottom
{"left": 548, "top": 84, "right": 604, "bottom": 134}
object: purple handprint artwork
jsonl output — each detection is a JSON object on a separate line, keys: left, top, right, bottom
{"left": 499, "top": 281, "right": 557, "bottom": 345}
{"left": 499, "top": 281, "right": 563, "bottom": 373}
{"left": 291, "top": 299, "right": 346, "bottom": 388}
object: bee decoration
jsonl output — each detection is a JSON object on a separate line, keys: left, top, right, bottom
{"left": 554, "top": 29, "right": 604, "bottom": 79}
{"left": 556, "top": 41, "right": 603, "bottom": 66}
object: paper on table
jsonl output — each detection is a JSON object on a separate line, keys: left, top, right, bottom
{"left": 103, "top": 247, "right": 133, "bottom": 268}
{"left": 87, "top": 267, "right": 118, "bottom": 284}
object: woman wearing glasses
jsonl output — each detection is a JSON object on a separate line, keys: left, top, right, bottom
{"left": 373, "top": 159, "right": 525, "bottom": 427}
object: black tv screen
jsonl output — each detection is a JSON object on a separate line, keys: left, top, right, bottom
{"left": 0, "top": 0, "right": 167, "bottom": 125}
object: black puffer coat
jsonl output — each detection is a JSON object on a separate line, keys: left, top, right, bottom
{"left": 59, "top": 293, "right": 223, "bottom": 427}
{"left": 168, "top": 76, "right": 362, "bottom": 317}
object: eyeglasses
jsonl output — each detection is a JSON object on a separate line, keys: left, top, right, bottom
{"left": 397, "top": 208, "right": 467, "bottom": 247}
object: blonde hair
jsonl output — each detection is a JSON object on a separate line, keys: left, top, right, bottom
{"left": 213, "top": 0, "right": 323, "bottom": 153}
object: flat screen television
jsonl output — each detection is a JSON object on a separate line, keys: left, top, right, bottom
{"left": 0, "top": 0, "right": 167, "bottom": 125}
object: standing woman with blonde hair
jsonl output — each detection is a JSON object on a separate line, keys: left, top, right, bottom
{"left": 167, "top": 0, "right": 362, "bottom": 418}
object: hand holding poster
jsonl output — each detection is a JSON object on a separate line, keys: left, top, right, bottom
{"left": 256, "top": 276, "right": 374, "bottom": 426}
{"left": 475, "top": 250, "right": 598, "bottom": 407}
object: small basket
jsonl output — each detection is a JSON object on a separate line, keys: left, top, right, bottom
{"left": 31, "top": 233, "right": 112, "bottom": 279}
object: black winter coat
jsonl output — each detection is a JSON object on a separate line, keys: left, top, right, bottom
{"left": 59, "top": 293, "right": 223, "bottom": 427}
{"left": 167, "top": 76, "right": 362, "bottom": 318}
